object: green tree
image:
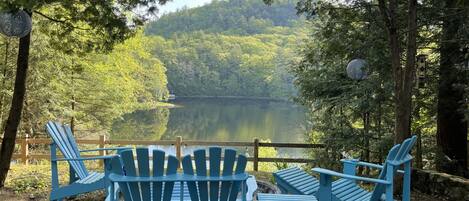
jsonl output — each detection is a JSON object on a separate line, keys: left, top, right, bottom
{"left": 377, "top": 0, "right": 418, "bottom": 144}
{"left": 293, "top": 0, "right": 396, "bottom": 168}
{"left": 435, "top": 0, "right": 469, "bottom": 176}
{"left": 149, "top": 31, "right": 304, "bottom": 98}
{"left": 145, "top": 0, "right": 306, "bottom": 98}
{"left": 0, "top": 0, "right": 170, "bottom": 187}
{"left": 293, "top": 0, "right": 469, "bottom": 177}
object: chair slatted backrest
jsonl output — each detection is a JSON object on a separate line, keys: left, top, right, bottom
{"left": 181, "top": 147, "right": 248, "bottom": 201}
{"left": 46, "top": 121, "right": 89, "bottom": 179}
{"left": 111, "top": 147, "right": 179, "bottom": 201}
{"left": 370, "top": 136, "right": 417, "bottom": 201}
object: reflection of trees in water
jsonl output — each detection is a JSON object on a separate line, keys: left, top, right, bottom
{"left": 111, "top": 108, "right": 169, "bottom": 140}
{"left": 161, "top": 98, "right": 306, "bottom": 142}
{"left": 110, "top": 98, "right": 306, "bottom": 142}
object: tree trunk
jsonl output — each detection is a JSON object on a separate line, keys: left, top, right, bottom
{"left": 378, "top": 0, "right": 416, "bottom": 144}
{"left": 436, "top": 0, "right": 468, "bottom": 177}
{"left": 378, "top": 0, "right": 405, "bottom": 143}
{"left": 396, "top": 0, "right": 418, "bottom": 195}
{"left": 378, "top": 0, "right": 418, "bottom": 195}
{"left": 0, "top": 11, "right": 31, "bottom": 187}
{"left": 396, "top": 0, "right": 418, "bottom": 144}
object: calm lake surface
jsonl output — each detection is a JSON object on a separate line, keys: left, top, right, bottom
{"left": 110, "top": 98, "right": 308, "bottom": 156}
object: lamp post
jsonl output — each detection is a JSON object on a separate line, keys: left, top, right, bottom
{"left": 346, "top": 59, "right": 370, "bottom": 173}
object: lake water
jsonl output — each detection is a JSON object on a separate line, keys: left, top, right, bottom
{"left": 110, "top": 97, "right": 308, "bottom": 156}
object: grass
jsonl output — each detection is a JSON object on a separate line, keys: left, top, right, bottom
{"left": 5, "top": 162, "right": 62, "bottom": 197}
{"left": 2, "top": 161, "right": 105, "bottom": 201}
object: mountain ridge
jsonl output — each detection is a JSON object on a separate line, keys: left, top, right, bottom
{"left": 145, "top": 0, "right": 303, "bottom": 37}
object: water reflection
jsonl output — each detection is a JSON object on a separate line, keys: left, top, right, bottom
{"left": 111, "top": 98, "right": 307, "bottom": 143}
{"left": 112, "top": 108, "right": 170, "bottom": 140}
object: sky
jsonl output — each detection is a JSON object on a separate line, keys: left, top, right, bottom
{"left": 158, "top": 0, "right": 213, "bottom": 16}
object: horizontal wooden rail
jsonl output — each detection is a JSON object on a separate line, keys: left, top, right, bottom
{"left": 256, "top": 157, "right": 316, "bottom": 163}
{"left": 183, "top": 141, "right": 254, "bottom": 147}
{"left": 108, "top": 140, "right": 176, "bottom": 146}
{"left": 1, "top": 136, "right": 324, "bottom": 171}
{"left": 258, "top": 142, "right": 325, "bottom": 148}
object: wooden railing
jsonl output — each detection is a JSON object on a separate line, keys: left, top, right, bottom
{"left": 3, "top": 135, "right": 325, "bottom": 171}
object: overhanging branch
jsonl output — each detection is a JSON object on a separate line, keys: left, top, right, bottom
{"left": 33, "top": 11, "right": 91, "bottom": 31}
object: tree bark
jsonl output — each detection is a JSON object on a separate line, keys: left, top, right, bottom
{"left": 378, "top": 0, "right": 418, "bottom": 195}
{"left": 0, "top": 11, "right": 32, "bottom": 187}
{"left": 436, "top": 0, "right": 468, "bottom": 177}
{"left": 396, "top": 0, "right": 418, "bottom": 144}
{"left": 378, "top": 0, "right": 416, "bottom": 144}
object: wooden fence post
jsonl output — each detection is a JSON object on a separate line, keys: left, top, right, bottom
{"left": 253, "top": 138, "right": 259, "bottom": 171}
{"left": 99, "top": 135, "right": 106, "bottom": 168}
{"left": 21, "top": 135, "right": 29, "bottom": 165}
{"left": 176, "top": 136, "right": 182, "bottom": 168}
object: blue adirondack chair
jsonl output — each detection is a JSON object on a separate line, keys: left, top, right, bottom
{"left": 258, "top": 194, "right": 318, "bottom": 201}
{"left": 272, "top": 167, "right": 319, "bottom": 195}
{"left": 108, "top": 147, "right": 256, "bottom": 201}
{"left": 263, "top": 136, "right": 417, "bottom": 201}
{"left": 108, "top": 147, "right": 181, "bottom": 201}
{"left": 46, "top": 121, "right": 129, "bottom": 201}
{"left": 181, "top": 147, "right": 254, "bottom": 201}
{"left": 314, "top": 135, "right": 417, "bottom": 201}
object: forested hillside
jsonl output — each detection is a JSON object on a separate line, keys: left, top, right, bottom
{"left": 0, "top": 0, "right": 305, "bottom": 138}
{"left": 146, "top": 0, "right": 306, "bottom": 98}
{"left": 0, "top": 30, "right": 169, "bottom": 136}
{"left": 146, "top": 0, "right": 301, "bottom": 36}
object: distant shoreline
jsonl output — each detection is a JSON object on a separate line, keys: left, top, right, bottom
{"left": 154, "top": 102, "right": 178, "bottom": 108}
{"left": 173, "top": 96, "right": 292, "bottom": 102}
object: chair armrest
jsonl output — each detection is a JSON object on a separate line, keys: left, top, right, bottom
{"left": 109, "top": 173, "right": 249, "bottom": 183}
{"left": 341, "top": 159, "right": 384, "bottom": 169}
{"left": 341, "top": 159, "right": 405, "bottom": 174}
{"left": 52, "top": 155, "right": 118, "bottom": 162}
{"left": 312, "top": 168, "right": 391, "bottom": 184}
{"left": 79, "top": 147, "right": 132, "bottom": 153}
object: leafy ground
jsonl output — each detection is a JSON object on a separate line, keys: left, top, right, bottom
{"left": 0, "top": 163, "right": 446, "bottom": 201}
